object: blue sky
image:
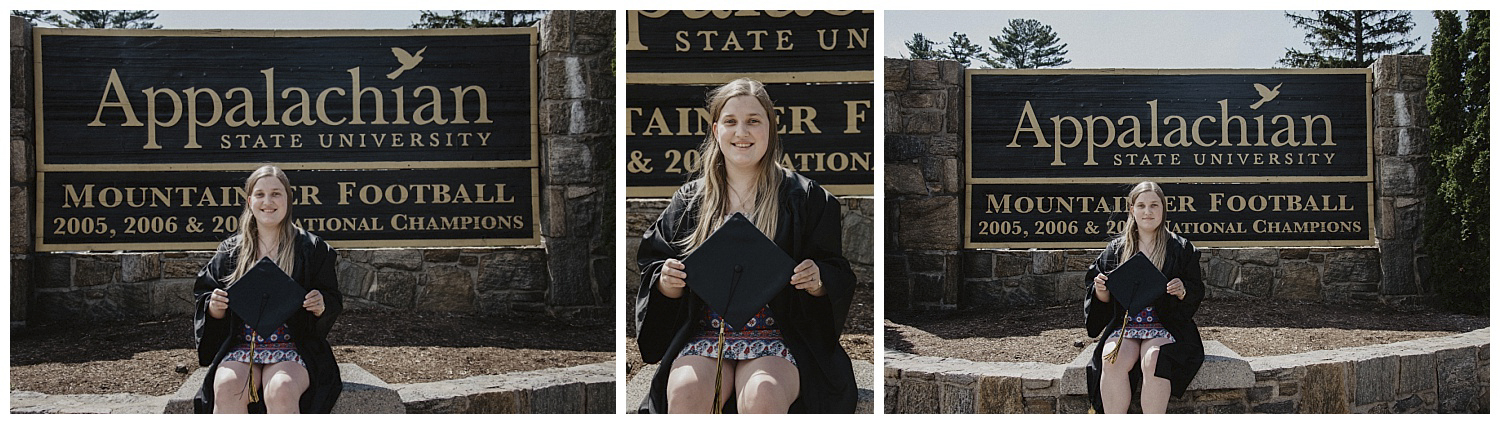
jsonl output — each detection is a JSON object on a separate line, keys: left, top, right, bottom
{"left": 885, "top": 10, "right": 1439, "bottom": 68}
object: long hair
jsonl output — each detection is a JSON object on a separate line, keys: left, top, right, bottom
{"left": 678, "top": 78, "right": 786, "bottom": 253}
{"left": 1116, "top": 181, "right": 1169, "bottom": 270}
{"left": 224, "top": 165, "right": 300, "bottom": 284}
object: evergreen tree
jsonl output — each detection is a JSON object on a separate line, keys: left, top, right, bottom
{"left": 904, "top": 32, "right": 941, "bottom": 60}
{"left": 1425, "top": 10, "right": 1488, "bottom": 313}
{"left": 939, "top": 32, "right": 986, "bottom": 68}
{"left": 1280, "top": 10, "right": 1423, "bottom": 68}
{"left": 50, "top": 10, "right": 160, "bottom": 29}
{"left": 412, "top": 10, "right": 545, "bottom": 28}
{"left": 10, "top": 10, "right": 59, "bottom": 26}
{"left": 982, "top": 19, "right": 1070, "bottom": 69}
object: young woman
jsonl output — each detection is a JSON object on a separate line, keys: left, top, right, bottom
{"left": 1083, "top": 181, "right": 1205, "bottom": 413}
{"left": 193, "top": 165, "right": 343, "bottom": 413}
{"left": 635, "top": 78, "right": 857, "bottom": 414}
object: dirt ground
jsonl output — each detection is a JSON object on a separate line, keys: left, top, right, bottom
{"left": 886, "top": 299, "right": 1489, "bottom": 364}
{"left": 10, "top": 310, "right": 613, "bottom": 396}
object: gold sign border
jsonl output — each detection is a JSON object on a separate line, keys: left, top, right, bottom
{"left": 34, "top": 168, "right": 542, "bottom": 252}
{"left": 627, "top": 71, "right": 873, "bottom": 84}
{"left": 963, "top": 68, "right": 1376, "bottom": 185}
{"left": 33, "top": 27, "right": 539, "bottom": 172}
{"left": 627, "top": 184, "right": 873, "bottom": 198}
{"left": 961, "top": 182, "right": 1378, "bottom": 249}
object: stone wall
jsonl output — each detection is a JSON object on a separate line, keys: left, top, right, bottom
{"left": 11, "top": 16, "right": 34, "bottom": 323}
{"left": 885, "top": 328, "right": 1489, "bottom": 413}
{"left": 1369, "top": 55, "right": 1432, "bottom": 305}
{"left": 885, "top": 57, "right": 1429, "bottom": 311}
{"left": 536, "top": 10, "right": 616, "bottom": 321}
{"left": 624, "top": 196, "right": 877, "bottom": 335}
{"left": 10, "top": 11, "right": 617, "bottom": 324}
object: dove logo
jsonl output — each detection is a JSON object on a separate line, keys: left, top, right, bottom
{"left": 1250, "top": 83, "right": 1282, "bottom": 110}
{"left": 387, "top": 47, "right": 426, "bottom": 79}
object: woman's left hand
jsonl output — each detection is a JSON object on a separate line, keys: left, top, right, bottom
{"left": 304, "top": 289, "right": 326, "bottom": 317}
{"left": 791, "top": 259, "right": 825, "bottom": 296}
{"left": 1166, "top": 278, "right": 1187, "bottom": 300}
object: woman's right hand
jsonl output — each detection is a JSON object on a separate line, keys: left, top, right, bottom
{"left": 1092, "top": 273, "right": 1110, "bottom": 302}
{"left": 208, "top": 288, "right": 229, "bottom": 319}
{"left": 657, "top": 259, "right": 687, "bottom": 299}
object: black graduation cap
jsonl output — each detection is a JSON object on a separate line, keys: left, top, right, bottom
{"left": 681, "top": 213, "right": 795, "bottom": 331}
{"left": 1105, "top": 251, "right": 1168, "bottom": 313}
{"left": 226, "top": 257, "right": 305, "bottom": 336}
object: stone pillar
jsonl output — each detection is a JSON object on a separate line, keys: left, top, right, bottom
{"left": 537, "top": 10, "right": 615, "bottom": 321}
{"left": 1370, "top": 55, "right": 1431, "bottom": 302}
{"left": 884, "top": 58, "right": 964, "bottom": 310}
{"left": 11, "top": 16, "right": 35, "bottom": 325}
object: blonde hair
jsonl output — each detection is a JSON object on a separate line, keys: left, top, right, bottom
{"left": 1118, "top": 181, "right": 1168, "bottom": 270}
{"left": 678, "top": 78, "right": 786, "bottom": 253}
{"left": 224, "top": 165, "right": 300, "bottom": 284}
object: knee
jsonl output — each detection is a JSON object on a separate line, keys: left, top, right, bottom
{"left": 212, "top": 369, "right": 250, "bottom": 402}
{"left": 737, "top": 377, "right": 792, "bottom": 413}
{"left": 1139, "top": 351, "right": 1160, "bottom": 376}
{"left": 262, "top": 373, "right": 305, "bottom": 406}
{"left": 666, "top": 371, "right": 711, "bottom": 406}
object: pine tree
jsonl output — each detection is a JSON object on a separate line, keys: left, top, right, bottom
{"left": 904, "top": 33, "right": 941, "bottom": 60}
{"left": 49, "top": 10, "right": 160, "bottom": 29}
{"left": 10, "top": 10, "right": 59, "bottom": 26}
{"left": 412, "top": 10, "right": 545, "bottom": 28}
{"left": 1425, "top": 10, "right": 1488, "bottom": 313}
{"left": 939, "top": 32, "right": 986, "bottom": 68}
{"left": 982, "top": 19, "right": 1070, "bottom": 69}
{"left": 1280, "top": 10, "right": 1423, "bottom": 68}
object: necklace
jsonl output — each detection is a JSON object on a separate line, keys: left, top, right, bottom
{"left": 728, "top": 184, "right": 755, "bottom": 216}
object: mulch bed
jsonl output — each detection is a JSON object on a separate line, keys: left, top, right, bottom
{"left": 10, "top": 310, "right": 613, "bottom": 396}
{"left": 886, "top": 299, "right": 1489, "bottom": 364}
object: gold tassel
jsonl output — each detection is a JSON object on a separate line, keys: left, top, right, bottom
{"left": 248, "top": 335, "right": 260, "bottom": 403}
{"left": 1102, "top": 310, "right": 1127, "bottom": 364}
{"left": 711, "top": 324, "right": 726, "bottom": 414}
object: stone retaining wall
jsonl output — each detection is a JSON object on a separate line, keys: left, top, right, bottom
{"left": 885, "top": 56, "right": 1434, "bottom": 311}
{"left": 884, "top": 328, "right": 1489, "bottom": 413}
{"left": 9, "top": 11, "right": 617, "bottom": 324}
{"left": 624, "top": 196, "right": 876, "bottom": 335}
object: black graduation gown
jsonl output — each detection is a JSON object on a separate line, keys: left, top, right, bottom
{"left": 1083, "top": 232, "right": 1205, "bottom": 412}
{"left": 192, "top": 229, "right": 343, "bottom": 413}
{"left": 634, "top": 170, "right": 857, "bottom": 414}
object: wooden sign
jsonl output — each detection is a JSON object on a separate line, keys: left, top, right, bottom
{"left": 38, "top": 168, "right": 538, "bottom": 251}
{"left": 624, "top": 82, "right": 873, "bottom": 197}
{"left": 966, "top": 182, "right": 1373, "bottom": 248}
{"left": 626, "top": 10, "right": 874, "bottom": 81}
{"left": 32, "top": 28, "right": 540, "bottom": 251}
{"left": 625, "top": 10, "right": 875, "bottom": 198}
{"left": 964, "top": 69, "right": 1374, "bottom": 248}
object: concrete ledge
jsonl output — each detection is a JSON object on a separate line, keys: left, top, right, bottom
{"left": 164, "top": 363, "right": 404, "bottom": 414}
{"left": 395, "top": 361, "right": 614, "bottom": 414}
{"left": 11, "top": 391, "right": 168, "bottom": 414}
{"left": 1060, "top": 340, "right": 1253, "bottom": 395}
{"left": 626, "top": 360, "right": 875, "bottom": 413}
{"left": 885, "top": 329, "right": 1490, "bottom": 413}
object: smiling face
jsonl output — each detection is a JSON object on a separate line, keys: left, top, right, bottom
{"left": 248, "top": 176, "right": 289, "bottom": 228}
{"left": 713, "top": 95, "right": 772, "bottom": 173}
{"left": 1131, "top": 190, "right": 1164, "bottom": 233}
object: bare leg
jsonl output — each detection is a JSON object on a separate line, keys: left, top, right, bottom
{"left": 1138, "top": 338, "right": 1174, "bottom": 413}
{"left": 261, "top": 361, "right": 310, "bottom": 414}
{"left": 1100, "top": 336, "right": 1142, "bottom": 414}
{"left": 666, "top": 355, "right": 735, "bottom": 414}
{"left": 212, "top": 361, "right": 254, "bottom": 414}
{"left": 734, "top": 356, "right": 800, "bottom": 413}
